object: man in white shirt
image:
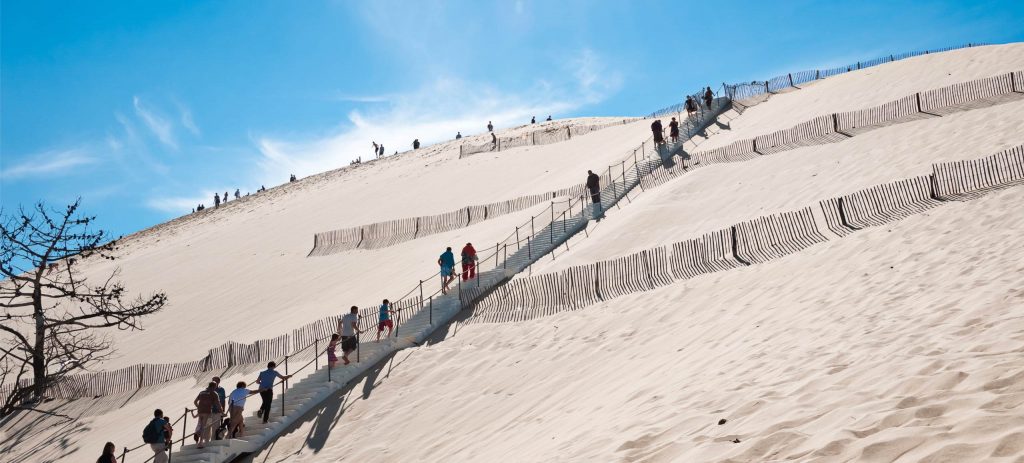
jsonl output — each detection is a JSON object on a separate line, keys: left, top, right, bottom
{"left": 338, "top": 306, "right": 362, "bottom": 365}
{"left": 228, "top": 381, "right": 256, "bottom": 438}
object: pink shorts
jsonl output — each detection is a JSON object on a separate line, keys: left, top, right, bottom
{"left": 377, "top": 320, "right": 393, "bottom": 331}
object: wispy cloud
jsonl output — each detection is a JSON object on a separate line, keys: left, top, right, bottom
{"left": 251, "top": 72, "right": 598, "bottom": 186}
{"left": 176, "top": 102, "right": 201, "bottom": 136}
{"left": 133, "top": 96, "right": 177, "bottom": 149}
{"left": 573, "top": 48, "right": 624, "bottom": 104}
{"left": 248, "top": 48, "right": 622, "bottom": 187}
{"left": 1, "top": 148, "right": 96, "bottom": 180}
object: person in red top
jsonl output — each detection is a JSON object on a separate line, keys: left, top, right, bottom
{"left": 460, "top": 243, "right": 478, "bottom": 281}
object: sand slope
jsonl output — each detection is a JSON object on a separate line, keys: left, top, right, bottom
{"left": 3, "top": 44, "right": 1023, "bottom": 463}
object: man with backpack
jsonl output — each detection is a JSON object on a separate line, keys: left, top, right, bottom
{"left": 461, "top": 242, "right": 478, "bottom": 281}
{"left": 193, "top": 382, "right": 222, "bottom": 448}
{"left": 142, "top": 409, "right": 173, "bottom": 463}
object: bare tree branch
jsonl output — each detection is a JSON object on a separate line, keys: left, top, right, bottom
{"left": 0, "top": 199, "right": 167, "bottom": 417}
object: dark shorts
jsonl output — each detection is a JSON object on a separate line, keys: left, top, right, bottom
{"left": 653, "top": 133, "right": 664, "bottom": 143}
{"left": 341, "top": 336, "right": 358, "bottom": 353}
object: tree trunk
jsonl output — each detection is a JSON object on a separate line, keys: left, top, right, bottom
{"left": 32, "top": 281, "right": 46, "bottom": 400}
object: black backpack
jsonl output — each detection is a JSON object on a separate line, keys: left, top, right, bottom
{"left": 142, "top": 418, "right": 163, "bottom": 443}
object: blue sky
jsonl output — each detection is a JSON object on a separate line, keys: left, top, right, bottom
{"left": 2, "top": 0, "right": 1023, "bottom": 238}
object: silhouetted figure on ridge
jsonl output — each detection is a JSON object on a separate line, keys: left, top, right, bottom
{"left": 546, "top": 115, "right": 552, "bottom": 121}
{"left": 531, "top": 116, "right": 536, "bottom": 124}
{"left": 214, "top": 193, "right": 221, "bottom": 208}
{"left": 487, "top": 121, "right": 493, "bottom": 132}
{"left": 413, "top": 139, "right": 420, "bottom": 149}
{"left": 669, "top": 117, "right": 680, "bottom": 143}
{"left": 704, "top": 86, "right": 714, "bottom": 109}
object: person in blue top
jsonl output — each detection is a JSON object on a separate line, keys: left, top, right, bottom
{"left": 256, "top": 362, "right": 292, "bottom": 424}
{"left": 376, "top": 299, "right": 396, "bottom": 341}
{"left": 438, "top": 247, "right": 456, "bottom": 293}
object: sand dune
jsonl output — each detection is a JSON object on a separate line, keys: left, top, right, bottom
{"left": 3, "top": 44, "right": 1023, "bottom": 462}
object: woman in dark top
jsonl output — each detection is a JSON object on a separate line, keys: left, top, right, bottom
{"left": 97, "top": 442, "right": 117, "bottom": 463}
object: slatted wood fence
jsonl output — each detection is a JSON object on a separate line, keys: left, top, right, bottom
{"left": 467, "top": 144, "right": 1024, "bottom": 325}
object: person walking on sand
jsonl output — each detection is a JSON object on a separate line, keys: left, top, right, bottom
{"left": 372, "top": 141, "right": 378, "bottom": 157}
{"left": 413, "top": 139, "right": 420, "bottom": 149}
{"left": 97, "top": 442, "right": 118, "bottom": 463}
{"left": 669, "top": 117, "right": 680, "bottom": 143}
{"left": 327, "top": 333, "right": 340, "bottom": 368}
{"left": 461, "top": 242, "right": 478, "bottom": 281}
{"left": 228, "top": 381, "right": 256, "bottom": 438}
{"left": 456, "top": 131, "right": 462, "bottom": 140}
{"left": 234, "top": 189, "right": 240, "bottom": 200}
{"left": 487, "top": 121, "right": 493, "bottom": 132}
{"left": 586, "top": 170, "right": 603, "bottom": 219}
{"left": 143, "top": 409, "right": 173, "bottom": 463}
{"left": 256, "top": 362, "right": 292, "bottom": 423}
{"left": 651, "top": 119, "right": 664, "bottom": 145}
{"left": 438, "top": 247, "right": 457, "bottom": 293}
{"left": 193, "top": 382, "right": 222, "bottom": 448}
{"left": 704, "top": 86, "right": 714, "bottom": 109}
{"left": 378, "top": 144, "right": 385, "bottom": 158}
{"left": 211, "top": 376, "right": 227, "bottom": 439}
{"left": 491, "top": 132, "right": 497, "bottom": 150}
{"left": 214, "top": 193, "right": 221, "bottom": 208}
{"left": 546, "top": 115, "right": 552, "bottom": 121}
{"left": 377, "top": 299, "right": 395, "bottom": 341}
{"left": 531, "top": 116, "right": 536, "bottom": 124}
{"left": 685, "top": 96, "right": 698, "bottom": 118}
{"left": 338, "top": 306, "right": 361, "bottom": 365}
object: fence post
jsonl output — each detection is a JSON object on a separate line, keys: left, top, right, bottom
{"left": 531, "top": 216, "right": 535, "bottom": 237}
{"left": 328, "top": 354, "right": 332, "bottom": 382}
{"left": 183, "top": 408, "right": 188, "bottom": 447}
{"left": 764, "top": 81, "right": 769, "bottom": 93}
{"left": 315, "top": 339, "right": 319, "bottom": 371}
{"left": 515, "top": 226, "right": 520, "bottom": 250}
{"left": 503, "top": 244, "right": 507, "bottom": 270}
{"left": 429, "top": 295, "right": 433, "bottom": 325}
{"left": 550, "top": 202, "right": 555, "bottom": 243}
{"left": 567, "top": 127, "right": 571, "bottom": 139}
{"left": 815, "top": 69, "right": 820, "bottom": 79}
{"left": 788, "top": 73, "right": 794, "bottom": 86}
{"left": 528, "top": 236, "right": 532, "bottom": 261}
{"left": 857, "top": 61, "right": 861, "bottom": 70}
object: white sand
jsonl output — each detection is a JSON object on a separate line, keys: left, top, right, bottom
{"left": 56, "top": 116, "right": 651, "bottom": 369}
{"left": 247, "top": 185, "right": 1024, "bottom": 462}
{"left": 536, "top": 98, "right": 1024, "bottom": 273}
{"left": 4, "top": 44, "right": 1024, "bottom": 462}
{"left": 698, "top": 43, "right": 1024, "bottom": 152}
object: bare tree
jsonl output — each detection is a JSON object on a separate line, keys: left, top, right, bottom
{"left": 0, "top": 199, "right": 167, "bottom": 417}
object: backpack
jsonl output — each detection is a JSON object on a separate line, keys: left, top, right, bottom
{"left": 142, "top": 418, "right": 163, "bottom": 443}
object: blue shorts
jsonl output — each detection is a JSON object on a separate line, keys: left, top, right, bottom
{"left": 441, "top": 265, "right": 454, "bottom": 277}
